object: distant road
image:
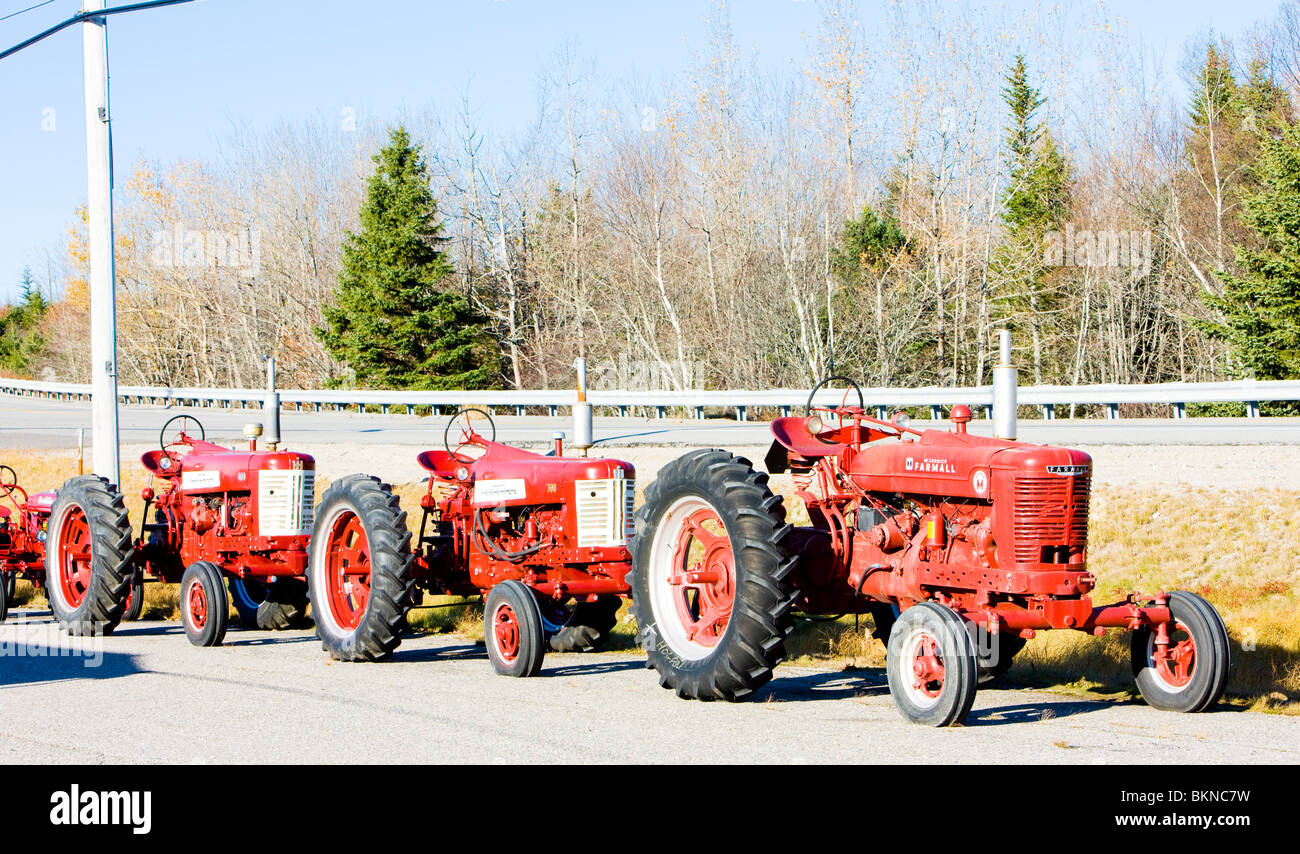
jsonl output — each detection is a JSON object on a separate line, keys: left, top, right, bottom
{"left": 3, "top": 393, "right": 1300, "bottom": 449}
{"left": 1, "top": 610, "right": 1295, "bottom": 764}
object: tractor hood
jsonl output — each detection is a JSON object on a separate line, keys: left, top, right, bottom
{"left": 141, "top": 439, "right": 315, "bottom": 493}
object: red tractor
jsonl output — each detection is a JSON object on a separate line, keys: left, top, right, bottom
{"left": 305, "top": 408, "right": 635, "bottom": 676}
{"left": 631, "top": 378, "right": 1231, "bottom": 726}
{"left": 46, "top": 415, "right": 316, "bottom": 645}
{"left": 0, "top": 465, "right": 56, "bottom": 623}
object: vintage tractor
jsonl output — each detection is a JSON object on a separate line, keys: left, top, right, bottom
{"left": 45, "top": 415, "right": 316, "bottom": 645}
{"left": 0, "top": 465, "right": 56, "bottom": 623}
{"left": 631, "top": 378, "right": 1231, "bottom": 726}
{"left": 305, "top": 408, "right": 635, "bottom": 676}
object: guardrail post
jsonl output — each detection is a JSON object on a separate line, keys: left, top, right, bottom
{"left": 737, "top": 405, "right": 747, "bottom": 422}
{"left": 694, "top": 405, "right": 703, "bottom": 420}
{"left": 1173, "top": 402, "right": 1185, "bottom": 419}
{"left": 655, "top": 405, "right": 666, "bottom": 418}
{"left": 1106, "top": 403, "right": 1119, "bottom": 419}
{"left": 1247, "top": 400, "right": 1260, "bottom": 418}
{"left": 1042, "top": 404, "right": 1055, "bottom": 420}
{"left": 781, "top": 405, "right": 791, "bottom": 417}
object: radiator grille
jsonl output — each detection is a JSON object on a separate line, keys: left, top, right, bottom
{"left": 258, "top": 470, "right": 315, "bottom": 537}
{"left": 575, "top": 478, "right": 634, "bottom": 548}
{"left": 1011, "top": 474, "right": 1090, "bottom": 564}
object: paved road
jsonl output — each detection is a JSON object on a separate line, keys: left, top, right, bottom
{"left": 3, "top": 394, "right": 1300, "bottom": 449}
{"left": 1, "top": 608, "right": 1293, "bottom": 764}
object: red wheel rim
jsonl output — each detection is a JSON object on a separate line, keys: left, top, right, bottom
{"left": 909, "top": 633, "right": 946, "bottom": 698}
{"left": 55, "top": 505, "right": 92, "bottom": 609}
{"left": 1152, "top": 620, "right": 1196, "bottom": 688}
{"left": 187, "top": 578, "right": 208, "bottom": 629}
{"left": 492, "top": 602, "right": 520, "bottom": 663}
{"left": 667, "top": 506, "right": 734, "bottom": 648}
{"left": 323, "top": 511, "right": 371, "bottom": 630}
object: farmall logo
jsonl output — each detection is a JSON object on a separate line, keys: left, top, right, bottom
{"left": 905, "top": 457, "right": 956, "bottom": 475}
{"left": 1046, "top": 465, "right": 1089, "bottom": 476}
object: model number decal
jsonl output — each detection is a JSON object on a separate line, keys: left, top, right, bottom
{"left": 181, "top": 470, "right": 221, "bottom": 490}
{"left": 473, "top": 478, "right": 527, "bottom": 504}
{"left": 1046, "top": 465, "right": 1089, "bottom": 476}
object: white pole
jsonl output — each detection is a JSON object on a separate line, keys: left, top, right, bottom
{"left": 83, "top": 0, "right": 120, "bottom": 484}
{"left": 572, "top": 357, "right": 592, "bottom": 454}
{"left": 992, "top": 329, "right": 1018, "bottom": 440}
{"left": 263, "top": 356, "right": 281, "bottom": 449}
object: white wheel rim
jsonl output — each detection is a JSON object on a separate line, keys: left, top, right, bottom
{"left": 1145, "top": 620, "right": 1194, "bottom": 694}
{"left": 309, "top": 504, "right": 361, "bottom": 638}
{"left": 645, "top": 494, "right": 732, "bottom": 662}
{"left": 897, "top": 625, "right": 945, "bottom": 710}
{"left": 45, "top": 501, "right": 79, "bottom": 615}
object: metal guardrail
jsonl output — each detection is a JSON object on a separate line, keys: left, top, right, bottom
{"left": 2, "top": 377, "right": 1298, "bottom": 420}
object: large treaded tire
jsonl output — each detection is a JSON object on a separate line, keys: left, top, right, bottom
{"left": 256, "top": 578, "right": 312, "bottom": 630}
{"left": 228, "top": 576, "right": 266, "bottom": 627}
{"left": 1131, "top": 590, "right": 1230, "bottom": 713}
{"left": 547, "top": 595, "right": 622, "bottom": 652}
{"left": 307, "top": 474, "right": 414, "bottom": 662}
{"left": 44, "top": 475, "right": 134, "bottom": 636}
{"left": 630, "top": 449, "right": 796, "bottom": 701}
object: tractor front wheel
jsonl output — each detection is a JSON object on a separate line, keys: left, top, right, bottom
{"left": 545, "top": 595, "right": 622, "bottom": 652}
{"left": 1131, "top": 590, "right": 1230, "bottom": 713}
{"left": 307, "top": 474, "right": 413, "bottom": 661}
{"left": 886, "top": 602, "right": 979, "bottom": 726}
{"left": 631, "top": 449, "right": 795, "bottom": 701}
{"left": 45, "top": 475, "right": 133, "bottom": 636}
{"left": 180, "top": 561, "right": 228, "bottom": 647}
{"left": 122, "top": 571, "right": 144, "bottom": 622}
{"left": 485, "top": 580, "right": 546, "bottom": 677}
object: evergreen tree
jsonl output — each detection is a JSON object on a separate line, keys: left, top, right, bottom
{"left": 317, "top": 126, "right": 498, "bottom": 389}
{"left": 990, "top": 54, "right": 1073, "bottom": 382}
{"left": 1205, "top": 119, "right": 1300, "bottom": 380}
{"left": 0, "top": 267, "right": 48, "bottom": 375}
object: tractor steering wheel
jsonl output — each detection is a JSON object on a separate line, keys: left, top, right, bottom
{"left": 0, "top": 465, "right": 19, "bottom": 498}
{"left": 805, "top": 375, "right": 865, "bottom": 416}
{"left": 159, "top": 415, "right": 206, "bottom": 459}
{"left": 444, "top": 408, "right": 496, "bottom": 464}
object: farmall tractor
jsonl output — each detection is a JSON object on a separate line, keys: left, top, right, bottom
{"left": 631, "top": 378, "right": 1231, "bottom": 726}
{"left": 305, "top": 408, "right": 635, "bottom": 676}
{"left": 0, "top": 465, "right": 56, "bottom": 623}
{"left": 45, "top": 415, "right": 316, "bottom": 645}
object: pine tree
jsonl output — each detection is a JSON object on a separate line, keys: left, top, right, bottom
{"left": 317, "top": 126, "right": 498, "bottom": 389}
{"left": 0, "top": 267, "right": 48, "bottom": 375}
{"left": 1205, "top": 119, "right": 1300, "bottom": 380}
{"left": 990, "top": 55, "right": 1073, "bottom": 383}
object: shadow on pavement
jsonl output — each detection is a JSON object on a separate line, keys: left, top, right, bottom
{"left": 0, "top": 647, "right": 146, "bottom": 688}
{"left": 390, "top": 641, "right": 486, "bottom": 663}
{"left": 543, "top": 659, "right": 646, "bottom": 678}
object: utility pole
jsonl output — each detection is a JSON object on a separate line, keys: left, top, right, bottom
{"left": 83, "top": 0, "right": 120, "bottom": 483}
{"left": 0, "top": 0, "right": 196, "bottom": 485}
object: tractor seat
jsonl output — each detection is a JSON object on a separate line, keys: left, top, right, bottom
{"left": 417, "top": 450, "right": 459, "bottom": 478}
{"left": 769, "top": 416, "right": 849, "bottom": 459}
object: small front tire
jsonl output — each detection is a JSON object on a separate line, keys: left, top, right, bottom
{"left": 1131, "top": 591, "right": 1230, "bottom": 713}
{"left": 485, "top": 580, "right": 545, "bottom": 677}
{"left": 180, "top": 561, "right": 228, "bottom": 647}
{"left": 886, "top": 602, "right": 978, "bottom": 727}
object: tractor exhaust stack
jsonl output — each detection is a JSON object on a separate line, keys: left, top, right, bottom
{"left": 263, "top": 355, "right": 281, "bottom": 451}
{"left": 572, "top": 357, "right": 593, "bottom": 456}
{"left": 992, "top": 329, "right": 1017, "bottom": 440}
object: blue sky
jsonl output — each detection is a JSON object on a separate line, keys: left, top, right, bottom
{"left": 0, "top": 0, "right": 1288, "bottom": 301}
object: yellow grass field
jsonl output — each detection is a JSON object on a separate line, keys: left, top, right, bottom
{"left": 4, "top": 447, "right": 1296, "bottom": 712}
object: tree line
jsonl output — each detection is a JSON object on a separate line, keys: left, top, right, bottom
{"left": 5, "top": 0, "right": 1300, "bottom": 401}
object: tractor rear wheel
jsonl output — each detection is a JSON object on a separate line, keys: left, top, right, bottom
{"left": 886, "top": 602, "right": 979, "bottom": 726}
{"left": 256, "top": 578, "right": 312, "bottom": 630}
{"left": 180, "top": 561, "right": 228, "bottom": 647}
{"left": 545, "top": 595, "right": 622, "bottom": 652}
{"left": 45, "top": 475, "right": 133, "bottom": 636}
{"left": 485, "top": 580, "right": 546, "bottom": 677}
{"left": 631, "top": 449, "right": 796, "bottom": 701}
{"left": 307, "top": 474, "right": 414, "bottom": 661}
{"left": 976, "top": 629, "right": 1026, "bottom": 683}
{"left": 1131, "top": 590, "right": 1230, "bottom": 713}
